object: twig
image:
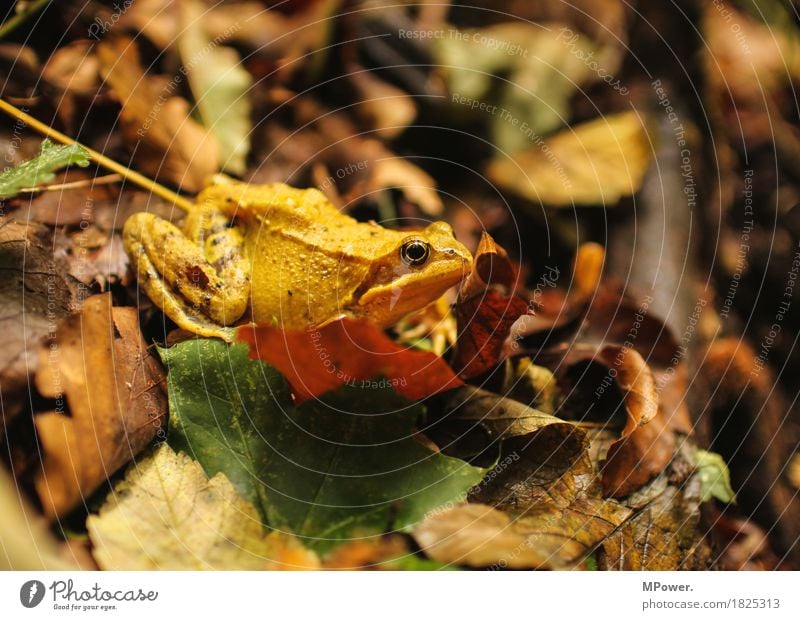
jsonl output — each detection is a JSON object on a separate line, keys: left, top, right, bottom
{"left": 0, "top": 0, "right": 51, "bottom": 40}
{"left": 0, "top": 99, "right": 194, "bottom": 211}
{"left": 17, "top": 173, "right": 122, "bottom": 193}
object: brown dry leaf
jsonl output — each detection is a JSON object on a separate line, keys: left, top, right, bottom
{"left": 694, "top": 338, "right": 800, "bottom": 567}
{"left": 506, "top": 242, "right": 603, "bottom": 355}
{"left": 435, "top": 385, "right": 585, "bottom": 449}
{"left": 65, "top": 233, "right": 130, "bottom": 289}
{"left": 599, "top": 346, "right": 659, "bottom": 432}
{"left": 347, "top": 64, "right": 417, "bottom": 139}
{"left": 789, "top": 453, "right": 800, "bottom": 490}
{"left": 121, "top": 0, "right": 339, "bottom": 82}
{"left": 461, "top": 232, "right": 518, "bottom": 299}
{"left": 470, "top": 431, "right": 594, "bottom": 512}
{"left": 599, "top": 463, "right": 714, "bottom": 570}
{"left": 42, "top": 39, "right": 100, "bottom": 94}
{"left": 97, "top": 37, "right": 218, "bottom": 193}
{"left": 583, "top": 345, "right": 672, "bottom": 498}
{"left": 436, "top": 421, "right": 629, "bottom": 570}
{"left": 41, "top": 39, "right": 101, "bottom": 127}
{"left": 88, "top": 444, "right": 320, "bottom": 570}
{"left": 0, "top": 43, "right": 40, "bottom": 101}
{"left": 713, "top": 513, "right": 783, "bottom": 571}
{"left": 33, "top": 293, "right": 167, "bottom": 519}
{"left": 486, "top": 111, "right": 652, "bottom": 206}
{"left": 570, "top": 242, "right": 605, "bottom": 303}
{"left": 368, "top": 156, "right": 444, "bottom": 217}
{"left": 414, "top": 497, "right": 629, "bottom": 569}
{"left": 23, "top": 169, "right": 117, "bottom": 226}
{"left": 0, "top": 218, "right": 76, "bottom": 428}
{"left": 704, "top": 4, "right": 800, "bottom": 105}
{"left": 290, "top": 96, "right": 443, "bottom": 216}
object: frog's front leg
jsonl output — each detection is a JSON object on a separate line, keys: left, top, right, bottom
{"left": 123, "top": 206, "right": 251, "bottom": 341}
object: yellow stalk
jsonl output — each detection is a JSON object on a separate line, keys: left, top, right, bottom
{"left": 0, "top": 99, "right": 194, "bottom": 212}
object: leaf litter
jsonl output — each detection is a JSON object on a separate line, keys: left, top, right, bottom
{"left": 0, "top": 0, "right": 777, "bottom": 571}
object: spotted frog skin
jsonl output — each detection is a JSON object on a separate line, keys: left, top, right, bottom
{"left": 123, "top": 181, "right": 473, "bottom": 340}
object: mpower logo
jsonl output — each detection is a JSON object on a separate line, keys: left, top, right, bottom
{"left": 17, "top": 579, "right": 158, "bottom": 612}
{"left": 20, "top": 580, "right": 45, "bottom": 608}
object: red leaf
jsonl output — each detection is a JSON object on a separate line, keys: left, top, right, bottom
{"left": 237, "top": 318, "right": 462, "bottom": 403}
{"left": 452, "top": 233, "right": 528, "bottom": 379}
{"left": 453, "top": 291, "right": 528, "bottom": 379}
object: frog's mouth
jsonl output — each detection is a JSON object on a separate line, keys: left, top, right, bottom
{"left": 356, "top": 256, "right": 471, "bottom": 322}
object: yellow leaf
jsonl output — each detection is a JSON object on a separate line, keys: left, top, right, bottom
{"left": 487, "top": 111, "right": 652, "bottom": 206}
{"left": 179, "top": 0, "right": 252, "bottom": 175}
{"left": 87, "top": 445, "right": 319, "bottom": 570}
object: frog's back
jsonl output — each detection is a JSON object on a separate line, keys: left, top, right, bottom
{"left": 196, "top": 182, "right": 406, "bottom": 328}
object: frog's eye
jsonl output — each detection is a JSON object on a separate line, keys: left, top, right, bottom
{"left": 400, "top": 239, "right": 431, "bottom": 267}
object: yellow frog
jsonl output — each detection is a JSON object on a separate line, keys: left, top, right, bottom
{"left": 123, "top": 181, "right": 472, "bottom": 341}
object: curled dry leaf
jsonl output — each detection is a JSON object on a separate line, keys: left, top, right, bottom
{"left": 581, "top": 345, "right": 670, "bottom": 498}
{"left": 88, "top": 444, "right": 320, "bottom": 570}
{"left": 97, "top": 37, "right": 218, "bottom": 193}
{"left": 486, "top": 111, "right": 652, "bottom": 206}
{"left": 238, "top": 318, "right": 462, "bottom": 403}
{"left": 599, "top": 345, "right": 659, "bottom": 430}
{"left": 713, "top": 514, "right": 783, "bottom": 571}
{"left": 506, "top": 242, "right": 603, "bottom": 355}
{"left": 32, "top": 293, "right": 167, "bottom": 519}
{"left": 41, "top": 39, "right": 101, "bottom": 127}
{"left": 694, "top": 338, "right": 800, "bottom": 565}
{"left": 453, "top": 233, "right": 528, "bottom": 379}
{"left": 435, "top": 385, "right": 584, "bottom": 448}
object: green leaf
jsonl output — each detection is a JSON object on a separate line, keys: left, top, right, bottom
{"left": 0, "top": 139, "right": 90, "bottom": 198}
{"left": 179, "top": 0, "right": 252, "bottom": 175}
{"left": 693, "top": 449, "right": 736, "bottom": 504}
{"left": 160, "top": 339, "right": 485, "bottom": 551}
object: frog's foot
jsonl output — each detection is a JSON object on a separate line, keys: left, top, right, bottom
{"left": 124, "top": 212, "right": 250, "bottom": 341}
{"left": 395, "top": 295, "right": 458, "bottom": 356}
{"left": 130, "top": 239, "right": 238, "bottom": 342}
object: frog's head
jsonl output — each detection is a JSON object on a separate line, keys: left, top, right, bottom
{"left": 354, "top": 221, "right": 473, "bottom": 326}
